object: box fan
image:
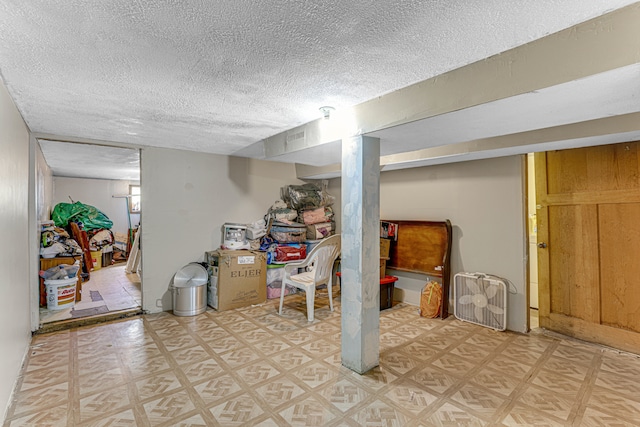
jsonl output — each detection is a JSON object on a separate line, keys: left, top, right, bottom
{"left": 453, "top": 272, "right": 507, "bottom": 331}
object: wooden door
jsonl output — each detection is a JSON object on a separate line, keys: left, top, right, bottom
{"left": 535, "top": 142, "right": 640, "bottom": 353}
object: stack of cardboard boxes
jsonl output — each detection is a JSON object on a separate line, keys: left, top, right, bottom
{"left": 380, "top": 238, "right": 391, "bottom": 278}
{"left": 379, "top": 237, "right": 397, "bottom": 310}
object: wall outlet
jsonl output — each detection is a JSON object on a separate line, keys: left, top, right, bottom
{"left": 156, "top": 299, "right": 163, "bottom": 308}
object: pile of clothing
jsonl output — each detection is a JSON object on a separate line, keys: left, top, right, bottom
{"left": 300, "top": 206, "right": 335, "bottom": 240}
{"left": 40, "top": 221, "right": 83, "bottom": 259}
{"left": 277, "top": 182, "right": 336, "bottom": 233}
{"left": 262, "top": 182, "right": 337, "bottom": 299}
{"left": 284, "top": 182, "right": 336, "bottom": 239}
{"left": 263, "top": 182, "right": 336, "bottom": 261}
{"left": 220, "top": 181, "right": 337, "bottom": 299}
{"left": 280, "top": 182, "right": 335, "bottom": 211}
{"left": 44, "top": 201, "right": 121, "bottom": 273}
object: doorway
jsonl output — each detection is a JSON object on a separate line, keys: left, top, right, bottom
{"left": 533, "top": 142, "right": 640, "bottom": 353}
{"left": 36, "top": 140, "right": 142, "bottom": 329}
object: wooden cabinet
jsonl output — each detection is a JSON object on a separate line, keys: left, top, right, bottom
{"left": 40, "top": 257, "right": 83, "bottom": 307}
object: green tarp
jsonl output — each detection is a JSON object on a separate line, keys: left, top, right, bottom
{"left": 52, "top": 201, "right": 113, "bottom": 230}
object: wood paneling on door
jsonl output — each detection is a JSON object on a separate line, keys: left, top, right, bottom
{"left": 548, "top": 205, "right": 599, "bottom": 323}
{"left": 599, "top": 203, "right": 640, "bottom": 333}
{"left": 535, "top": 141, "right": 640, "bottom": 353}
{"left": 546, "top": 143, "right": 640, "bottom": 194}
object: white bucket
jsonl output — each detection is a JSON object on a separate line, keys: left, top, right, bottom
{"left": 45, "top": 277, "right": 76, "bottom": 310}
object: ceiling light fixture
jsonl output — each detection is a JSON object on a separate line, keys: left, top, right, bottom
{"left": 319, "top": 106, "right": 335, "bottom": 120}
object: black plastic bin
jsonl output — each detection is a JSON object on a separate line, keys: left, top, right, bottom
{"left": 380, "top": 275, "right": 398, "bottom": 310}
{"left": 336, "top": 273, "right": 398, "bottom": 310}
{"left": 102, "top": 251, "right": 113, "bottom": 267}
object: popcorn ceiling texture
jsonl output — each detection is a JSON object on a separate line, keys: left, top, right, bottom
{"left": 0, "top": 1, "right": 636, "bottom": 155}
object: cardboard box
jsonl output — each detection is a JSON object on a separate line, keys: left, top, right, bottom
{"left": 90, "top": 250, "right": 102, "bottom": 270}
{"left": 380, "top": 238, "right": 391, "bottom": 259}
{"left": 380, "top": 258, "right": 387, "bottom": 279}
{"left": 205, "top": 250, "right": 266, "bottom": 311}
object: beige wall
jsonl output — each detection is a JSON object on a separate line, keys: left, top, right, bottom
{"left": 53, "top": 177, "right": 141, "bottom": 236}
{"left": 0, "top": 80, "right": 31, "bottom": 418}
{"left": 330, "top": 155, "right": 528, "bottom": 332}
{"left": 140, "top": 148, "right": 302, "bottom": 312}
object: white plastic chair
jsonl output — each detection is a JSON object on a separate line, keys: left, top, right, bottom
{"left": 278, "top": 234, "right": 341, "bottom": 321}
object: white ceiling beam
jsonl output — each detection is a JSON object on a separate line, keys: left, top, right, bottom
{"left": 295, "top": 112, "right": 640, "bottom": 179}
{"left": 265, "top": 3, "right": 640, "bottom": 159}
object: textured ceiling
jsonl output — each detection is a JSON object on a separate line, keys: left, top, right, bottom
{"left": 0, "top": 0, "right": 638, "bottom": 175}
{"left": 245, "top": 60, "right": 640, "bottom": 167}
{"left": 39, "top": 140, "right": 139, "bottom": 181}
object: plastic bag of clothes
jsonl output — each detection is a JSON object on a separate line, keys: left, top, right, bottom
{"left": 40, "top": 242, "right": 68, "bottom": 258}
{"left": 281, "top": 182, "right": 335, "bottom": 211}
{"left": 52, "top": 201, "right": 113, "bottom": 230}
{"left": 266, "top": 266, "right": 297, "bottom": 299}
{"left": 40, "top": 262, "right": 80, "bottom": 280}
{"left": 246, "top": 219, "right": 267, "bottom": 240}
{"left": 275, "top": 244, "right": 307, "bottom": 262}
{"left": 270, "top": 222, "right": 306, "bottom": 243}
{"left": 265, "top": 200, "right": 297, "bottom": 223}
{"left": 40, "top": 239, "right": 83, "bottom": 258}
{"left": 306, "top": 221, "right": 335, "bottom": 240}
{"left": 301, "top": 206, "right": 334, "bottom": 225}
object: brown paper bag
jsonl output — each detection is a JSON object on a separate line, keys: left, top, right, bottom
{"left": 419, "top": 281, "right": 442, "bottom": 318}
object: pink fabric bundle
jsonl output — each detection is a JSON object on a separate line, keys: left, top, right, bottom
{"left": 302, "top": 207, "right": 332, "bottom": 225}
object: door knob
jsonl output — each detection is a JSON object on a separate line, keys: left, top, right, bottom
{"left": 537, "top": 242, "right": 547, "bottom": 248}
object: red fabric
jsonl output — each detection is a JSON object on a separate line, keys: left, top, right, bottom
{"left": 275, "top": 245, "right": 307, "bottom": 262}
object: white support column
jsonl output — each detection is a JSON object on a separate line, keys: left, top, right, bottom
{"left": 341, "top": 135, "right": 380, "bottom": 374}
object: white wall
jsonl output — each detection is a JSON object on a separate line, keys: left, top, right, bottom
{"left": 141, "top": 148, "right": 302, "bottom": 312}
{"left": 0, "top": 79, "right": 31, "bottom": 419}
{"left": 53, "top": 177, "right": 141, "bottom": 236}
{"left": 330, "top": 156, "right": 528, "bottom": 332}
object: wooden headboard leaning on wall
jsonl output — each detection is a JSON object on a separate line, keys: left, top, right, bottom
{"left": 382, "top": 220, "right": 452, "bottom": 319}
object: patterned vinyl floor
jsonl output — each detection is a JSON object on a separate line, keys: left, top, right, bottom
{"left": 5, "top": 291, "right": 640, "bottom": 426}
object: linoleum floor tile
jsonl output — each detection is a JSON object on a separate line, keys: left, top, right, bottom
{"left": 7, "top": 295, "right": 640, "bottom": 427}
